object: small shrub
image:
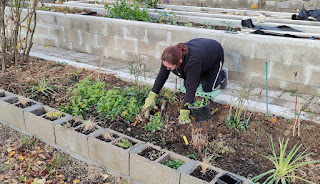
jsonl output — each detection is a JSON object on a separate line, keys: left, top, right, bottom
{"left": 45, "top": 111, "right": 63, "bottom": 120}
{"left": 191, "top": 128, "right": 208, "bottom": 153}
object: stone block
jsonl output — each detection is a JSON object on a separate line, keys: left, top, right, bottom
{"left": 35, "top": 25, "right": 51, "bottom": 36}
{"left": 276, "top": 1, "right": 290, "bottom": 9}
{"left": 49, "top": 26, "right": 64, "bottom": 39}
{"left": 131, "top": 150, "right": 189, "bottom": 184}
{"left": 125, "top": 25, "right": 146, "bottom": 40}
{"left": 71, "top": 17, "right": 89, "bottom": 32}
{"left": 307, "top": 69, "right": 320, "bottom": 87}
{"left": 55, "top": 118, "right": 101, "bottom": 159}
{"left": 115, "top": 37, "right": 137, "bottom": 53}
{"left": 56, "top": 15, "right": 72, "bottom": 30}
{"left": 222, "top": 36, "right": 255, "bottom": 58}
{"left": 270, "top": 62, "right": 307, "bottom": 83}
{"left": 238, "top": 56, "right": 267, "bottom": 74}
{"left": 72, "top": 43, "right": 90, "bottom": 53}
{"left": 65, "top": 29, "right": 80, "bottom": 43}
{"left": 180, "top": 161, "right": 224, "bottom": 184}
{"left": 291, "top": 45, "right": 320, "bottom": 66}
{"left": 0, "top": 95, "right": 39, "bottom": 130}
{"left": 105, "top": 22, "right": 124, "bottom": 37}
{"left": 39, "top": 13, "right": 57, "bottom": 25}
{"left": 253, "top": 39, "right": 287, "bottom": 62}
{"left": 87, "top": 19, "right": 107, "bottom": 34}
{"left": 81, "top": 32, "right": 97, "bottom": 47}
{"left": 88, "top": 129, "right": 143, "bottom": 176}
{"left": 89, "top": 46, "right": 105, "bottom": 56}
{"left": 97, "top": 35, "right": 114, "bottom": 48}
{"left": 24, "top": 105, "right": 70, "bottom": 144}
{"left": 146, "top": 28, "right": 169, "bottom": 43}
{"left": 170, "top": 30, "right": 197, "bottom": 44}
{"left": 137, "top": 40, "right": 157, "bottom": 56}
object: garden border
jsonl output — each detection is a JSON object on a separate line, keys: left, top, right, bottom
{"left": 0, "top": 88, "right": 254, "bottom": 184}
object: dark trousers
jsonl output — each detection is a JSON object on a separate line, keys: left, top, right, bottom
{"left": 200, "top": 52, "right": 224, "bottom": 92}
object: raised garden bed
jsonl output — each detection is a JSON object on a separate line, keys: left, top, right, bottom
{"left": 0, "top": 58, "right": 319, "bottom": 183}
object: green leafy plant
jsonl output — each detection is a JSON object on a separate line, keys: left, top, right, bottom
{"left": 144, "top": 112, "right": 164, "bottom": 133}
{"left": 203, "top": 22, "right": 212, "bottom": 29}
{"left": 184, "top": 22, "right": 193, "bottom": 27}
{"left": 105, "top": 1, "right": 150, "bottom": 22}
{"left": 191, "top": 98, "right": 209, "bottom": 108}
{"left": 252, "top": 137, "right": 318, "bottom": 184}
{"left": 161, "top": 89, "right": 178, "bottom": 103}
{"left": 20, "top": 135, "right": 37, "bottom": 148}
{"left": 115, "top": 138, "right": 133, "bottom": 149}
{"left": 161, "top": 159, "right": 184, "bottom": 169}
{"left": 26, "top": 78, "right": 56, "bottom": 98}
{"left": 225, "top": 88, "right": 252, "bottom": 131}
{"left": 59, "top": 77, "right": 106, "bottom": 118}
{"left": 97, "top": 86, "right": 148, "bottom": 123}
{"left": 220, "top": 21, "right": 232, "bottom": 32}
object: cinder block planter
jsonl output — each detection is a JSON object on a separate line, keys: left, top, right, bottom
{"left": 0, "top": 94, "right": 39, "bottom": 130}
{"left": 55, "top": 117, "right": 102, "bottom": 159}
{"left": 88, "top": 128, "right": 143, "bottom": 176}
{"left": 131, "top": 146, "right": 190, "bottom": 184}
{"left": 24, "top": 105, "right": 71, "bottom": 144}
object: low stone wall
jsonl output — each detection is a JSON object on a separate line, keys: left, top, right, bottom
{"left": 167, "top": 0, "right": 308, "bottom": 12}
{"left": 22, "top": 10, "right": 320, "bottom": 95}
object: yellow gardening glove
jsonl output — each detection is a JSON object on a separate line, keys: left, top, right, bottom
{"left": 178, "top": 110, "right": 191, "bottom": 124}
{"left": 142, "top": 91, "right": 158, "bottom": 111}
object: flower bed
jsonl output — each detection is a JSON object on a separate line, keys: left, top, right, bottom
{"left": 0, "top": 58, "right": 319, "bottom": 183}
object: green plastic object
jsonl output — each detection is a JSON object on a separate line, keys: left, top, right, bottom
{"left": 178, "top": 85, "right": 221, "bottom": 98}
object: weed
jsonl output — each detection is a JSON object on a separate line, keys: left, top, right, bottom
{"left": 252, "top": 137, "right": 318, "bottom": 184}
{"left": 161, "top": 159, "right": 183, "bottom": 169}
{"left": 26, "top": 78, "right": 56, "bottom": 98}
{"left": 225, "top": 88, "right": 252, "bottom": 131}
{"left": 191, "top": 128, "right": 208, "bottom": 153}
{"left": 144, "top": 112, "right": 164, "bottom": 133}
{"left": 115, "top": 138, "right": 133, "bottom": 149}
{"left": 45, "top": 111, "right": 63, "bottom": 120}
{"left": 186, "top": 153, "right": 198, "bottom": 160}
{"left": 161, "top": 89, "right": 178, "bottom": 103}
{"left": 103, "top": 130, "right": 111, "bottom": 140}
{"left": 203, "top": 22, "right": 212, "bottom": 29}
{"left": 20, "top": 135, "right": 37, "bottom": 148}
{"left": 137, "top": 0, "right": 159, "bottom": 8}
{"left": 84, "top": 118, "right": 95, "bottom": 131}
{"left": 202, "top": 154, "right": 214, "bottom": 174}
{"left": 128, "top": 56, "right": 146, "bottom": 85}
{"left": 184, "top": 22, "right": 193, "bottom": 27}
{"left": 18, "top": 97, "right": 28, "bottom": 106}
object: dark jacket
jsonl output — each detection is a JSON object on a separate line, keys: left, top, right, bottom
{"left": 151, "top": 38, "right": 224, "bottom": 108}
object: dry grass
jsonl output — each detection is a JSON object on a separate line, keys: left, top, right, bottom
{"left": 191, "top": 128, "right": 208, "bottom": 153}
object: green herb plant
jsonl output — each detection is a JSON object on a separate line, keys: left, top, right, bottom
{"left": 225, "top": 88, "right": 252, "bottom": 131}
{"left": 144, "top": 112, "right": 164, "bottom": 133}
{"left": 115, "top": 138, "right": 133, "bottom": 149}
{"left": 161, "top": 159, "right": 184, "bottom": 170}
{"left": 105, "top": 1, "right": 150, "bottom": 22}
{"left": 252, "top": 137, "right": 318, "bottom": 184}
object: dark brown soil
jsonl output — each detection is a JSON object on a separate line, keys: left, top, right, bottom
{"left": 0, "top": 58, "right": 319, "bottom": 183}
{"left": 190, "top": 166, "right": 218, "bottom": 182}
{"left": 15, "top": 101, "right": 36, "bottom": 108}
{"left": 138, "top": 147, "right": 165, "bottom": 161}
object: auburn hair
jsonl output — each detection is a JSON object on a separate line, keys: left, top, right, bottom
{"left": 161, "top": 43, "right": 188, "bottom": 65}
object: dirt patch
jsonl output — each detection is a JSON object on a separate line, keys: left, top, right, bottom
{"left": 0, "top": 58, "right": 319, "bottom": 183}
{"left": 0, "top": 124, "right": 129, "bottom": 183}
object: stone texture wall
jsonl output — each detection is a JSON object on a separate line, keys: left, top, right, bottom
{"left": 166, "top": 0, "right": 308, "bottom": 12}
{"left": 27, "top": 11, "right": 320, "bottom": 95}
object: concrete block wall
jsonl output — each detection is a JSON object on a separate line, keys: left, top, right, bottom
{"left": 167, "top": 0, "right": 306, "bottom": 12}
{"left": 20, "top": 10, "right": 320, "bottom": 96}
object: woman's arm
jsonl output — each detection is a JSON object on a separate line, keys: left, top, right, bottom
{"left": 151, "top": 64, "right": 170, "bottom": 94}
